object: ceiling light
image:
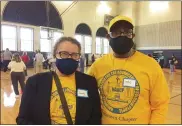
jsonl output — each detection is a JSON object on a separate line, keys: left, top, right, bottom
{"left": 97, "top": 1, "right": 111, "bottom": 15}
{"left": 150, "top": 1, "right": 169, "bottom": 12}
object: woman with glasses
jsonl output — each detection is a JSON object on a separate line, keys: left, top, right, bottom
{"left": 16, "top": 37, "right": 101, "bottom": 125}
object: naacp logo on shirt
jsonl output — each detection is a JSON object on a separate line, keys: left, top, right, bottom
{"left": 51, "top": 87, "right": 76, "bottom": 124}
{"left": 100, "top": 70, "right": 140, "bottom": 114}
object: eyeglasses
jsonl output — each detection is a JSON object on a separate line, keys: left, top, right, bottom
{"left": 56, "top": 51, "right": 81, "bottom": 60}
{"left": 109, "top": 29, "right": 133, "bottom": 38}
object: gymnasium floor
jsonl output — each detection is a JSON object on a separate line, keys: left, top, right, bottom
{"left": 0, "top": 68, "right": 181, "bottom": 124}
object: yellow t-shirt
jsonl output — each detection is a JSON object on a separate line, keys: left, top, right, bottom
{"left": 87, "top": 51, "right": 170, "bottom": 124}
{"left": 50, "top": 74, "right": 76, "bottom": 124}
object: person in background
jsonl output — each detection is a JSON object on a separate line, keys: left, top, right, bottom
{"left": 3, "top": 48, "right": 12, "bottom": 72}
{"left": 48, "top": 56, "right": 56, "bottom": 71}
{"left": 46, "top": 53, "right": 53, "bottom": 70}
{"left": 79, "top": 54, "right": 85, "bottom": 73}
{"left": 43, "top": 55, "right": 49, "bottom": 69}
{"left": 35, "top": 50, "right": 44, "bottom": 73}
{"left": 33, "top": 50, "right": 38, "bottom": 73}
{"left": 21, "top": 52, "right": 30, "bottom": 76}
{"left": 169, "top": 54, "right": 178, "bottom": 73}
{"left": 0, "top": 51, "right": 3, "bottom": 71}
{"left": 87, "top": 15, "right": 170, "bottom": 124}
{"left": 16, "top": 37, "right": 101, "bottom": 124}
{"left": 91, "top": 54, "right": 95, "bottom": 64}
{"left": 173, "top": 54, "right": 178, "bottom": 72}
{"left": 159, "top": 54, "right": 165, "bottom": 68}
{"left": 85, "top": 54, "right": 89, "bottom": 67}
{"left": 8, "top": 53, "right": 26, "bottom": 98}
{"left": 147, "top": 54, "right": 152, "bottom": 57}
{"left": 168, "top": 55, "right": 177, "bottom": 95}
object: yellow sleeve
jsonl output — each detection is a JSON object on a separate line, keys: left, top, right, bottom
{"left": 149, "top": 65, "right": 170, "bottom": 124}
{"left": 87, "top": 63, "right": 96, "bottom": 77}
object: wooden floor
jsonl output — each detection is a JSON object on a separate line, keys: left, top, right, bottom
{"left": 1, "top": 68, "right": 181, "bottom": 124}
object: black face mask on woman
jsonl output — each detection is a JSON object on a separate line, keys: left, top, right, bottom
{"left": 56, "top": 58, "right": 79, "bottom": 75}
{"left": 109, "top": 36, "right": 134, "bottom": 55}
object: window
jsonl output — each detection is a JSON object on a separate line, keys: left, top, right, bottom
{"left": 20, "top": 27, "right": 33, "bottom": 51}
{"left": 95, "top": 37, "right": 109, "bottom": 54}
{"left": 84, "top": 36, "right": 92, "bottom": 54}
{"left": 40, "top": 29, "right": 63, "bottom": 52}
{"left": 2, "top": 25, "right": 17, "bottom": 51}
{"left": 96, "top": 37, "right": 102, "bottom": 54}
{"left": 103, "top": 38, "right": 109, "bottom": 54}
{"left": 40, "top": 30, "right": 51, "bottom": 52}
{"left": 75, "top": 34, "right": 92, "bottom": 54}
{"left": 40, "top": 30, "right": 48, "bottom": 38}
{"left": 75, "top": 34, "right": 82, "bottom": 45}
{"left": 75, "top": 34, "right": 83, "bottom": 53}
{"left": 40, "top": 39, "right": 51, "bottom": 52}
{"left": 53, "top": 31, "right": 63, "bottom": 46}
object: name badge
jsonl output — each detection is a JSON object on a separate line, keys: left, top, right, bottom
{"left": 123, "top": 79, "right": 136, "bottom": 88}
{"left": 77, "top": 89, "right": 88, "bottom": 98}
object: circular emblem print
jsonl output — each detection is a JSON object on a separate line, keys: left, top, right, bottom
{"left": 100, "top": 70, "right": 140, "bottom": 114}
{"left": 51, "top": 87, "right": 76, "bottom": 124}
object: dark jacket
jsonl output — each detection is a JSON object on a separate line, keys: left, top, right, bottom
{"left": 16, "top": 71, "right": 101, "bottom": 125}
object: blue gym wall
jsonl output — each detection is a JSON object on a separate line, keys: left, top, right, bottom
{"left": 138, "top": 49, "right": 181, "bottom": 69}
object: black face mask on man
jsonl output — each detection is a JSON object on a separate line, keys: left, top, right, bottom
{"left": 109, "top": 36, "right": 134, "bottom": 55}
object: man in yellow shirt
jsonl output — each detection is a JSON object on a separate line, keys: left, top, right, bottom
{"left": 87, "top": 15, "right": 170, "bottom": 124}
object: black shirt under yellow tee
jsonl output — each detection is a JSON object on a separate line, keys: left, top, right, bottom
{"left": 87, "top": 51, "right": 170, "bottom": 124}
{"left": 50, "top": 74, "right": 76, "bottom": 124}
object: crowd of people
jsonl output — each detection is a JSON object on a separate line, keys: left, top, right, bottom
{"left": 0, "top": 48, "right": 104, "bottom": 75}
